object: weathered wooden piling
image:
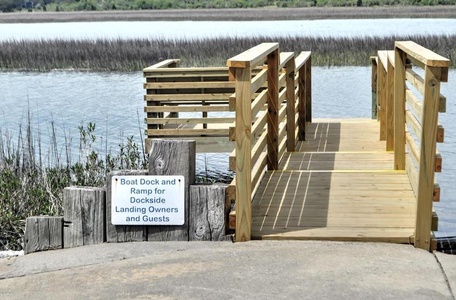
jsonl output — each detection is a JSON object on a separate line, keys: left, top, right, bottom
{"left": 64, "top": 187, "right": 106, "bottom": 248}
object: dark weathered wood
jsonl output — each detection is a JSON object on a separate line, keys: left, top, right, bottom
{"left": 64, "top": 187, "right": 106, "bottom": 248}
{"left": 267, "top": 48, "right": 280, "bottom": 170}
{"left": 106, "top": 170, "right": 147, "bottom": 243}
{"left": 189, "top": 184, "right": 227, "bottom": 241}
{"left": 24, "top": 216, "right": 63, "bottom": 254}
{"left": 147, "top": 139, "right": 196, "bottom": 241}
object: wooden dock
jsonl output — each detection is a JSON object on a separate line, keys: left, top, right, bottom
{"left": 144, "top": 41, "right": 450, "bottom": 251}
{"left": 251, "top": 119, "right": 418, "bottom": 243}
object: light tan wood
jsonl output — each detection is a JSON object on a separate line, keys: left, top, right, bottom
{"left": 144, "top": 81, "right": 234, "bottom": 89}
{"left": 305, "top": 56, "right": 312, "bottom": 123}
{"left": 227, "top": 42, "right": 279, "bottom": 68}
{"left": 146, "top": 117, "right": 234, "bottom": 125}
{"left": 143, "top": 59, "right": 180, "bottom": 72}
{"left": 144, "top": 93, "right": 232, "bottom": 101}
{"left": 295, "top": 51, "right": 312, "bottom": 70}
{"left": 233, "top": 65, "right": 253, "bottom": 242}
{"left": 279, "top": 52, "right": 295, "bottom": 70}
{"left": 378, "top": 51, "right": 387, "bottom": 140}
{"left": 414, "top": 66, "right": 442, "bottom": 250}
{"left": 251, "top": 69, "right": 268, "bottom": 94}
{"left": 394, "top": 47, "right": 406, "bottom": 170}
{"left": 145, "top": 105, "right": 230, "bottom": 113}
{"left": 405, "top": 68, "right": 425, "bottom": 94}
{"left": 386, "top": 51, "right": 395, "bottom": 151}
{"left": 395, "top": 41, "right": 451, "bottom": 68}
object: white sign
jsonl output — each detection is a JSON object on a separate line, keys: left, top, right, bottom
{"left": 111, "top": 175, "right": 185, "bottom": 225}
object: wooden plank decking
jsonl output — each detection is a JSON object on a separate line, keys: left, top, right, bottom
{"left": 251, "top": 119, "right": 417, "bottom": 243}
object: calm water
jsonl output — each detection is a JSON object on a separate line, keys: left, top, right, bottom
{"left": 1, "top": 19, "right": 454, "bottom": 236}
{"left": 0, "top": 68, "right": 454, "bottom": 236}
{"left": 1, "top": 19, "right": 456, "bottom": 41}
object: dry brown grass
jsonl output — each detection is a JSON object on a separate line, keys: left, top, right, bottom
{"left": 1, "top": 6, "right": 456, "bottom": 23}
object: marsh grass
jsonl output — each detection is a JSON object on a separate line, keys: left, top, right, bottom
{"left": 0, "top": 114, "right": 149, "bottom": 250}
{"left": 0, "top": 35, "right": 454, "bottom": 72}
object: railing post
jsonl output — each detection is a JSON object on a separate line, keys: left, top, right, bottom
{"left": 393, "top": 47, "right": 406, "bottom": 170}
{"left": 305, "top": 56, "right": 312, "bottom": 124}
{"left": 370, "top": 57, "right": 378, "bottom": 119}
{"left": 285, "top": 57, "right": 296, "bottom": 152}
{"left": 267, "top": 49, "right": 280, "bottom": 170}
{"left": 415, "top": 66, "right": 442, "bottom": 250}
{"left": 378, "top": 52, "right": 387, "bottom": 141}
{"left": 386, "top": 52, "right": 395, "bottom": 151}
{"left": 232, "top": 66, "right": 252, "bottom": 242}
{"left": 298, "top": 62, "right": 307, "bottom": 140}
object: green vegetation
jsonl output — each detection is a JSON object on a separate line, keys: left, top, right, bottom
{"left": 0, "top": 35, "right": 454, "bottom": 71}
{"left": 0, "top": 118, "right": 148, "bottom": 250}
{"left": 1, "top": 0, "right": 455, "bottom": 13}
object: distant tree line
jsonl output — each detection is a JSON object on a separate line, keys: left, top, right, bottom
{"left": 1, "top": 0, "right": 455, "bottom": 13}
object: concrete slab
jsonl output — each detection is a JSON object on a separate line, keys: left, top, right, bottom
{"left": 0, "top": 241, "right": 454, "bottom": 299}
{"left": 435, "top": 252, "right": 456, "bottom": 296}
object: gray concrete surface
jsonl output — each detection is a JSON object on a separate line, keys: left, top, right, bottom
{"left": 0, "top": 241, "right": 455, "bottom": 299}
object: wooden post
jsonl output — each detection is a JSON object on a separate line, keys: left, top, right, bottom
{"left": 305, "top": 56, "right": 312, "bottom": 124}
{"left": 64, "top": 187, "right": 106, "bottom": 248}
{"left": 233, "top": 66, "right": 252, "bottom": 242}
{"left": 298, "top": 62, "right": 307, "bottom": 141}
{"left": 267, "top": 49, "right": 280, "bottom": 170}
{"left": 386, "top": 52, "right": 395, "bottom": 151}
{"left": 24, "top": 216, "right": 63, "bottom": 254}
{"left": 378, "top": 53, "right": 387, "bottom": 141}
{"left": 189, "top": 184, "right": 227, "bottom": 241}
{"left": 107, "top": 170, "right": 147, "bottom": 243}
{"left": 285, "top": 57, "right": 296, "bottom": 152}
{"left": 147, "top": 139, "right": 195, "bottom": 241}
{"left": 394, "top": 46, "right": 406, "bottom": 170}
{"left": 414, "top": 66, "right": 442, "bottom": 251}
{"left": 371, "top": 57, "right": 378, "bottom": 119}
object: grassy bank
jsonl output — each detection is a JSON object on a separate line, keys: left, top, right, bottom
{"left": 0, "top": 35, "right": 454, "bottom": 71}
{"left": 2, "top": 6, "right": 456, "bottom": 23}
{"left": 0, "top": 120, "right": 149, "bottom": 250}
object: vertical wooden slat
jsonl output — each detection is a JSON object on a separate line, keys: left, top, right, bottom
{"left": 285, "top": 57, "right": 296, "bottom": 151}
{"left": 371, "top": 57, "right": 378, "bottom": 119}
{"left": 267, "top": 49, "right": 280, "bottom": 170}
{"left": 386, "top": 52, "right": 395, "bottom": 151}
{"left": 378, "top": 56, "right": 387, "bottom": 140}
{"left": 394, "top": 46, "right": 406, "bottom": 170}
{"left": 414, "top": 66, "right": 442, "bottom": 251}
{"left": 234, "top": 66, "right": 252, "bottom": 242}
{"left": 305, "top": 57, "right": 312, "bottom": 124}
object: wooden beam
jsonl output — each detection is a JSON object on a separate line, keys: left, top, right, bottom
{"left": 386, "top": 51, "right": 395, "bottom": 151}
{"left": 414, "top": 66, "right": 442, "bottom": 251}
{"left": 394, "top": 47, "right": 406, "bottom": 170}
{"left": 371, "top": 56, "right": 378, "bottom": 119}
{"left": 395, "top": 41, "right": 451, "bottom": 68}
{"left": 233, "top": 66, "right": 253, "bottom": 242}
{"left": 267, "top": 48, "right": 280, "bottom": 171}
{"left": 143, "top": 59, "right": 180, "bottom": 72}
{"left": 227, "top": 42, "right": 279, "bottom": 69}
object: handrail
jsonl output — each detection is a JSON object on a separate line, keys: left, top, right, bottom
{"left": 227, "top": 43, "right": 311, "bottom": 242}
{"left": 393, "top": 41, "right": 451, "bottom": 250}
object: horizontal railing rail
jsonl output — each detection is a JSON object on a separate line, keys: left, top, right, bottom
{"left": 143, "top": 61, "right": 235, "bottom": 152}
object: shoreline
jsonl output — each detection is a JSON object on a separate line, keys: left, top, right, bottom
{"left": 1, "top": 6, "right": 456, "bottom": 23}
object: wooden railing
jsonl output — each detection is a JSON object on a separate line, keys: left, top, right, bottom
{"left": 372, "top": 41, "right": 450, "bottom": 250}
{"left": 143, "top": 60, "right": 235, "bottom": 152}
{"left": 226, "top": 43, "right": 312, "bottom": 242}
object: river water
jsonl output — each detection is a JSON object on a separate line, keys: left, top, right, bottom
{"left": 1, "top": 19, "right": 456, "bottom": 41}
{"left": 0, "top": 19, "right": 454, "bottom": 236}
